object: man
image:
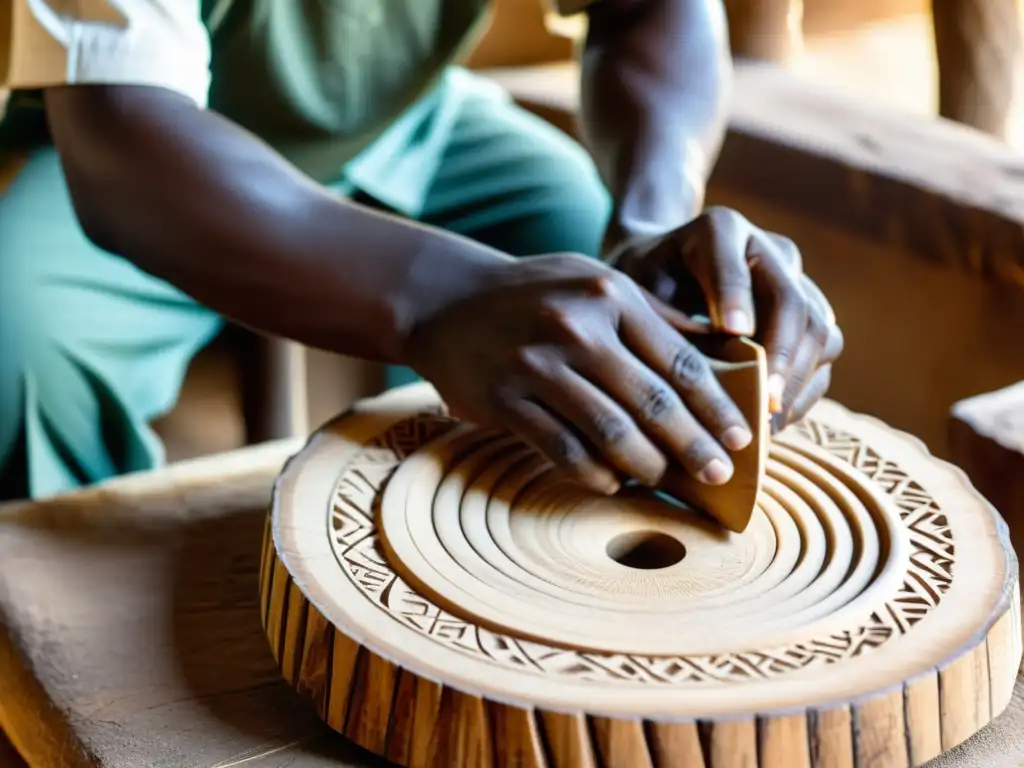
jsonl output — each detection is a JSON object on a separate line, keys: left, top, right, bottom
{"left": 0, "top": 0, "right": 842, "bottom": 502}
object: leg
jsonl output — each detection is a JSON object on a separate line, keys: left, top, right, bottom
{"left": 0, "top": 148, "right": 222, "bottom": 500}
{"left": 384, "top": 74, "right": 612, "bottom": 388}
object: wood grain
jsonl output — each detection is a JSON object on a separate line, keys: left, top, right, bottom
{"left": 263, "top": 383, "right": 1021, "bottom": 767}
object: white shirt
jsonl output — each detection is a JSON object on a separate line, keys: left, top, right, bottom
{"left": 2, "top": 0, "right": 212, "bottom": 107}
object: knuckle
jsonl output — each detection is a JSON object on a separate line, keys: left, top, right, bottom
{"left": 773, "top": 235, "right": 802, "bottom": 268}
{"left": 547, "top": 430, "right": 588, "bottom": 468}
{"left": 681, "top": 437, "right": 720, "bottom": 471}
{"left": 511, "top": 345, "right": 547, "bottom": 377}
{"left": 539, "top": 306, "right": 592, "bottom": 348}
{"left": 805, "top": 307, "right": 830, "bottom": 344}
{"left": 704, "top": 205, "right": 741, "bottom": 225}
{"left": 825, "top": 325, "right": 845, "bottom": 361}
{"left": 638, "top": 385, "right": 676, "bottom": 424}
{"left": 591, "top": 411, "right": 632, "bottom": 447}
{"left": 777, "top": 281, "right": 808, "bottom": 317}
{"left": 581, "top": 272, "right": 621, "bottom": 300}
{"left": 670, "top": 346, "right": 709, "bottom": 386}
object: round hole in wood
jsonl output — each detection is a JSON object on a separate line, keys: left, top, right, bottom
{"left": 605, "top": 530, "right": 686, "bottom": 569}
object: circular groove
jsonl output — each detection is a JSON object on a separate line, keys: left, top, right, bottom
{"left": 266, "top": 387, "right": 1020, "bottom": 768}
{"left": 376, "top": 421, "right": 908, "bottom": 655}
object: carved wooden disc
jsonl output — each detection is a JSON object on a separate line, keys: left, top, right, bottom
{"left": 262, "top": 383, "right": 1021, "bottom": 768}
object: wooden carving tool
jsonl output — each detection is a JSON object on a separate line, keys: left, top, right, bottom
{"left": 657, "top": 336, "right": 769, "bottom": 533}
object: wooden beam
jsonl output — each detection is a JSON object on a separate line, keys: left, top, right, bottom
{"left": 931, "top": 0, "right": 1022, "bottom": 140}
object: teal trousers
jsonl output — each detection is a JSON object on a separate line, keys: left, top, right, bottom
{"left": 0, "top": 70, "right": 610, "bottom": 500}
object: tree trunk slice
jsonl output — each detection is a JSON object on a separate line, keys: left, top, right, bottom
{"left": 265, "top": 382, "right": 1019, "bottom": 768}
{"left": 931, "top": 0, "right": 1023, "bottom": 139}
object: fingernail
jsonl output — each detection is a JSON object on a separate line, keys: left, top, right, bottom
{"left": 722, "top": 425, "right": 752, "bottom": 451}
{"left": 598, "top": 474, "right": 621, "bottom": 496}
{"left": 768, "top": 374, "right": 786, "bottom": 413}
{"left": 698, "top": 458, "right": 733, "bottom": 485}
{"left": 723, "top": 309, "right": 755, "bottom": 336}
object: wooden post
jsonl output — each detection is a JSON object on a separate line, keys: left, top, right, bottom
{"left": 722, "top": 0, "right": 803, "bottom": 62}
{"left": 931, "top": 0, "right": 1023, "bottom": 140}
{"left": 241, "top": 335, "right": 308, "bottom": 444}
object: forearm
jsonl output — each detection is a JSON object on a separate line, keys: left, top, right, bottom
{"left": 579, "top": 0, "right": 732, "bottom": 253}
{"left": 43, "top": 85, "right": 512, "bottom": 364}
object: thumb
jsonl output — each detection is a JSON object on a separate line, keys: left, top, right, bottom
{"left": 682, "top": 210, "right": 756, "bottom": 337}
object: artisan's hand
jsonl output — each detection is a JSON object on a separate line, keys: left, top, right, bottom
{"left": 611, "top": 207, "right": 844, "bottom": 429}
{"left": 404, "top": 254, "right": 755, "bottom": 495}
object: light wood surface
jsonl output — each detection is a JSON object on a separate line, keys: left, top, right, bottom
{"left": 0, "top": 429, "right": 1020, "bottom": 766}
{"left": 266, "top": 383, "right": 1019, "bottom": 767}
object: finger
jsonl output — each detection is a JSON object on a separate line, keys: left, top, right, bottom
{"left": 780, "top": 334, "right": 822, "bottom": 420}
{"left": 750, "top": 237, "right": 809, "bottom": 411}
{"left": 820, "top": 322, "right": 845, "bottom": 367}
{"left": 639, "top": 285, "right": 713, "bottom": 335}
{"left": 684, "top": 208, "right": 756, "bottom": 336}
{"left": 585, "top": 337, "right": 739, "bottom": 485}
{"left": 787, "top": 365, "right": 833, "bottom": 426}
{"left": 767, "top": 232, "right": 803, "bottom": 275}
{"left": 497, "top": 398, "right": 621, "bottom": 495}
{"left": 800, "top": 274, "right": 836, "bottom": 326}
{"left": 618, "top": 309, "right": 752, "bottom": 482}
{"left": 527, "top": 361, "right": 669, "bottom": 487}
{"left": 797, "top": 276, "right": 835, "bottom": 361}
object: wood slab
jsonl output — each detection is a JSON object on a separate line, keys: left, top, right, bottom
{"left": 266, "top": 383, "right": 1020, "bottom": 767}
{"left": 0, "top": 431, "right": 1021, "bottom": 767}
{"left": 950, "top": 382, "right": 1024, "bottom": 552}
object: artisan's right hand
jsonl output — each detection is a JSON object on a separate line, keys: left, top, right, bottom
{"left": 404, "top": 253, "right": 754, "bottom": 495}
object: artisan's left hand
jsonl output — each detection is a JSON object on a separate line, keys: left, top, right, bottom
{"left": 611, "top": 207, "right": 844, "bottom": 429}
